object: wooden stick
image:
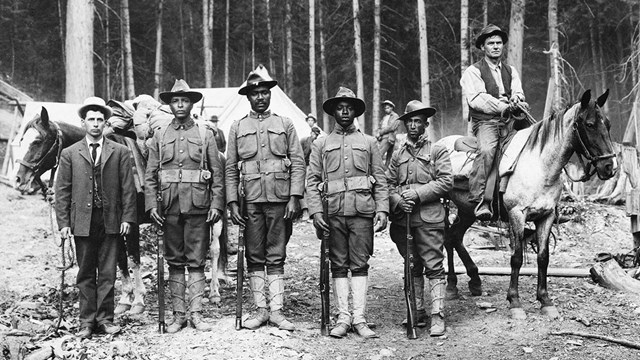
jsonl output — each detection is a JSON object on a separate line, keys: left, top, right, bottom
{"left": 550, "top": 330, "right": 640, "bottom": 350}
{"left": 446, "top": 266, "right": 590, "bottom": 278}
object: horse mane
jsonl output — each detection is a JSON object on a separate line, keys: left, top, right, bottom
{"left": 524, "top": 103, "right": 573, "bottom": 151}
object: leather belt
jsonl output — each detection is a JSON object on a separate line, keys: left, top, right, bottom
{"left": 159, "top": 169, "right": 205, "bottom": 183}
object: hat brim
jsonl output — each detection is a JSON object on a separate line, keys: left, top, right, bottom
{"left": 475, "top": 30, "right": 508, "bottom": 49}
{"left": 322, "top": 97, "right": 366, "bottom": 117}
{"left": 381, "top": 101, "right": 395, "bottom": 108}
{"left": 398, "top": 107, "right": 437, "bottom": 122}
{"left": 238, "top": 80, "right": 278, "bottom": 95}
{"left": 78, "top": 104, "right": 113, "bottom": 119}
{"left": 159, "top": 91, "right": 203, "bottom": 104}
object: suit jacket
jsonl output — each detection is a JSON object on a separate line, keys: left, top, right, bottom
{"left": 55, "top": 138, "right": 137, "bottom": 237}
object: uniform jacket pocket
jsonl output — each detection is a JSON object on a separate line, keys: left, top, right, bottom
{"left": 242, "top": 173, "right": 262, "bottom": 201}
{"left": 237, "top": 127, "right": 258, "bottom": 159}
{"left": 274, "top": 172, "right": 291, "bottom": 199}
{"left": 267, "top": 128, "right": 288, "bottom": 157}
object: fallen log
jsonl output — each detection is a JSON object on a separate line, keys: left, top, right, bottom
{"left": 446, "top": 266, "right": 590, "bottom": 278}
{"left": 550, "top": 330, "right": 640, "bottom": 350}
{"left": 589, "top": 259, "right": 640, "bottom": 294}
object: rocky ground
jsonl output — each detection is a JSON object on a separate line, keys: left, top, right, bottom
{"left": 1, "top": 184, "right": 640, "bottom": 359}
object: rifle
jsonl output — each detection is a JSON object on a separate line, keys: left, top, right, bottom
{"left": 235, "top": 196, "right": 246, "bottom": 330}
{"left": 319, "top": 184, "right": 331, "bottom": 336}
{"left": 404, "top": 215, "right": 418, "bottom": 339}
{"left": 156, "top": 191, "right": 166, "bottom": 334}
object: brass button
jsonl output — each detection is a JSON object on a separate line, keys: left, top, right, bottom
{"left": 179, "top": 150, "right": 184, "bottom": 153}
{"left": 344, "top": 156, "right": 348, "bottom": 160}
{"left": 89, "top": 190, "right": 92, "bottom": 194}
{"left": 181, "top": 137, "right": 185, "bottom": 141}
{"left": 179, "top": 163, "right": 183, "bottom": 167}
{"left": 262, "top": 144, "right": 265, "bottom": 147}
{"left": 260, "top": 130, "right": 264, "bottom": 133}
{"left": 345, "top": 170, "right": 349, "bottom": 173}
{"left": 87, "top": 203, "right": 91, "bottom": 207}
{"left": 265, "top": 172, "right": 270, "bottom": 175}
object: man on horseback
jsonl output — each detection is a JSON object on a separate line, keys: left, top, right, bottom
{"left": 226, "top": 70, "right": 306, "bottom": 331}
{"left": 145, "top": 79, "right": 225, "bottom": 333}
{"left": 460, "top": 24, "right": 525, "bottom": 220}
{"left": 386, "top": 100, "right": 453, "bottom": 337}
{"left": 307, "top": 87, "right": 389, "bottom": 338}
{"left": 54, "top": 96, "right": 137, "bottom": 339}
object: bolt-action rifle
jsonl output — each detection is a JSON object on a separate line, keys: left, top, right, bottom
{"left": 405, "top": 215, "right": 418, "bottom": 339}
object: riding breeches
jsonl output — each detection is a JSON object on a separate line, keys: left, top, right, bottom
{"left": 243, "top": 202, "right": 292, "bottom": 275}
{"left": 328, "top": 216, "right": 374, "bottom": 278}
{"left": 389, "top": 222, "right": 445, "bottom": 279}
{"left": 163, "top": 213, "right": 209, "bottom": 268}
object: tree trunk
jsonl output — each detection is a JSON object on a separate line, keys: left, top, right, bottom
{"left": 251, "top": 0, "right": 255, "bottom": 70}
{"left": 180, "top": 2, "right": 187, "bottom": 80}
{"left": 309, "top": 0, "right": 316, "bottom": 119}
{"left": 318, "top": 1, "right": 329, "bottom": 131}
{"left": 154, "top": 0, "right": 163, "bottom": 99}
{"left": 482, "top": 0, "right": 488, "bottom": 27}
{"left": 596, "top": 17, "right": 609, "bottom": 114}
{"left": 104, "top": 0, "right": 110, "bottom": 100}
{"left": 545, "top": 0, "right": 561, "bottom": 119}
{"left": 203, "top": 0, "right": 214, "bottom": 88}
{"left": 417, "top": 0, "right": 434, "bottom": 141}
{"left": 590, "top": 259, "right": 640, "bottom": 294}
{"left": 353, "top": 0, "right": 365, "bottom": 131}
{"left": 224, "top": 0, "right": 229, "bottom": 87}
{"left": 285, "top": 0, "right": 293, "bottom": 95}
{"left": 461, "top": 0, "right": 470, "bottom": 134}
{"left": 121, "top": 0, "right": 135, "bottom": 99}
{"left": 57, "top": 0, "right": 66, "bottom": 69}
{"left": 372, "top": 0, "right": 381, "bottom": 136}
{"left": 266, "top": 0, "right": 274, "bottom": 75}
{"left": 507, "top": 0, "right": 525, "bottom": 76}
{"left": 65, "top": 0, "right": 94, "bottom": 103}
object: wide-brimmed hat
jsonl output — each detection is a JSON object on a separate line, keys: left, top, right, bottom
{"left": 238, "top": 71, "right": 278, "bottom": 95}
{"left": 209, "top": 114, "right": 219, "bottom": 122}
{"left": 78, "top": 96, "right": 113, "bottom": 119}
{"left": 382, "top": 100, "right": 395, "bottom": 108}
{"left": 475, "top": 24, "right": 508, "bottom": 49}
{"left": 159, "top": 79, "right": 203, "bottom": 104}
{"left": 305, "top": 113, "right": 317, "bottom": 122}
{"left": 322, "top": 87, "right": 366, "bottom": 117}
{"left": 398, "top": 100, "right": 436, "bottom": 122}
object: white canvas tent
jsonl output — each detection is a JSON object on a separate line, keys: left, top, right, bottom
{"left": 192, "top": 65, "right": 312, "bottom": 140}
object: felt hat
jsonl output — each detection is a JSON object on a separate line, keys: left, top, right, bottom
{"left": 381, "top": 100, "right": 395, "bottom": 108}
{"left": 322, "top": 87, "right": 366, "bottom": 117}
{"left": 210, "top": 114, "right": 219, "bottom": 122}
{"left": 475, "top": 24, "right": 508, "bottom": 49}
{"left": 238, "top": 71, "right": 278, "bottom": 95}
{"left": 78, "top": 96, "right": 113, "bottom": 119}
{"left": 159, "top": 79, "right": 203, "bottom": 104}
{"left": 398, "top": 100, "right": 436, "bottom": 122}
{"left": 305, "top": 113, "right": 317, "bottom": 122}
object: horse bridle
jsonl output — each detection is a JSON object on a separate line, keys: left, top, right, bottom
{"left": 19, "top": 121, "right": 64, "bottom": 185}
{"left": 566, "top": 111, "right": 616, "bottom": 182}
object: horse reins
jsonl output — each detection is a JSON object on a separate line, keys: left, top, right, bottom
{"left": 564, "top": 113, "right": 616, "bottom": 182}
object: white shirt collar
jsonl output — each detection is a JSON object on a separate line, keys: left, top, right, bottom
{"left": 85, "top": 136, "right": 104, "bottom": 148}
{"left": 485, "top": 58, "right": 502, "bottom": 71}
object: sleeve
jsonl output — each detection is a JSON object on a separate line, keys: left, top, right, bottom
{"left": 385, "top": 150, "right": 403, "bottom": 217}
{"left": 285, "top": 118, "right": 306, "bottom": 197}
{"left": 369, "top": 137, "right": 389, "bottom": 213}
{"left": 415, "top": 144, "right": 453, "bottom": 204}
{"left": 460, "top": 65, "right": 509, "bottom": 115}
{"left": 510, "top": 66, "right": 525, "bottom": 101}
{"left": 206, "top": 129, "right": 225, "bottom": 211}
{"left": 379, "top": 113, "right": 400, "bottom": 135}
{"left": 119, "top": 147, "right": 138, "bottom": 224}
{"left": 54, "top": 149, "right": 72, "bottom": 230}
{"left": 225, "top": 121, "right": 240, "bottom": 205}
{"left": 306, "top": 138, "right": 325, "bottom": 217}
{"left": 143, "top": 133, "right": 160, "bottom": 213}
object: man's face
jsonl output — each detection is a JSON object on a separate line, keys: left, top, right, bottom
{"left": 481, "top": 35, "right": 504, "bottom": 60}
{"left": 247, "top": 86, "right": 271, "bottom": 113}
{"left": 404, "top": 114, "right": 427, "bottom": 142}
{"left": 169, "top": 96, "right": 194, "bottom": 121}
{"left": 210, "top": 120, "right": 218, "bottom": 130}
{"left": 306, "top": 118, "right": 316, "bottom": 128}
{"left": 82, "top": 110, "right": 106, "bottom": 139}
{"left": 333, "top": 100, "right": 356, "bottom": 128}
{"left": 383, "top": 104, "right": 393, "bottom": 115}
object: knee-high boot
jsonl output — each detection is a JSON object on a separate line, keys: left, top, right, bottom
{"left": 351, "top": 276, "right": 378, "bottom": 338}
{"left": 167, "top": 268, "right": 187, "bottom": 334}
{"left": 188, "top": 269, "right": 212, "bottom": 331}
{"left": 429, "top": 278, "right": 446, "bottom": 336}
{"left": 243, "top": 271, "right": 269, "bottom": 329}
{"left": 267, "top": 274, "right": 295, "bottom": 331}
{"left": 329, "top": 277, "right": 350, "bottom": 338}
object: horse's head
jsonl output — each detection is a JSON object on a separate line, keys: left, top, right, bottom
{"left": 15, "top": 107, "right": 61, "bottom": 194}
{"left": 572, "top": 89, "right": 617, "bottom": 180}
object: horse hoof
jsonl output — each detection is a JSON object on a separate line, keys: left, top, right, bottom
{"left": 510, "top": 308, "right": 527, "bottom": 320}
{"left": 468, "top": 279, "right": 482, "bottom": 296}
{"left": 114, "top": 304, "right": 131, "bottom": 315}
{"left": 446, "top": 287, "right": 460, "bottom": 300}
{"left": 541, "top": 306, "right": 559, "bottom": 319}
{"left": 129, "top": 304, "right": 145, "bottom": 315}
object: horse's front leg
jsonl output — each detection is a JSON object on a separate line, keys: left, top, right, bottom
{"left": 507, "top": 209, "right": 527, "bottom": 320}
{"left": 115, "top": 234, "right": 134, "bottom": 315}
{"left": 535, "top": 214, "right": 559, "bottom": 319}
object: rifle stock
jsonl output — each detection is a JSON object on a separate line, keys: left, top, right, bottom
{"left": 156, "top": 193, "right": 166, "bottom": 334}
{"left": 235, "top": 198, "right": 245, "bottom": 330}
{"left": 319, "top": 195, "right": 331, "bottom": 336}
{"left": 405, "top": 215, "right": 418, "bottom": 339}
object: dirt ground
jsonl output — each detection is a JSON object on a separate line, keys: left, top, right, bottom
{"left": 1, "top": 184, "right": 640, "bottom": 360}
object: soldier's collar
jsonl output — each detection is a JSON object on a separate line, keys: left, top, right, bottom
{"left": 334, "top": 123, "right": 358, "bottom": 134}
{"left": 250, "top": 109, "right": 271, "bottom": 119}
{"left": 405, "top": 134, "right": 430, "bottom": 149}
{"left": 171, "top": 117, "right": 195, "bottom": 130}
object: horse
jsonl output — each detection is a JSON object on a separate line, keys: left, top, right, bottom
{"left": 441, "top": 89, "right": 617, "bottom": 319}
{"left": 14, "top": 107, "right": 229, "bottom": 313}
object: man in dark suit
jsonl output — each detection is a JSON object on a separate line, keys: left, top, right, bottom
{"left": 55, "top": 96, "right": 137, "bottom": 339}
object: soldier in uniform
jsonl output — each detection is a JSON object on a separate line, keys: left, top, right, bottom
{"left": 209, "top": 115, "right": 227, "bottom": 153}
{"left": 226, "top": 71, "right": 306, "bottom": 331}
{"left": 144, "top": 79, "right": 225, "bottom": 333}
{"left": 307, "top": 87, "right": 389, "bottom": 339}
{"left": 376, "top": 99, "right": 400, "bottom": 167}
{"left": 386, "top": 100, "right": 453, "bottom": 337}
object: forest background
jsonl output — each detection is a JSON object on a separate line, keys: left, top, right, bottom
{"left": 0, "top": 0, "right": 635, "bottom": 141}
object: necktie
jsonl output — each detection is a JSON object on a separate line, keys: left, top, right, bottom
{"left": 90, "top": 143, "right": 99, "bottom": 165}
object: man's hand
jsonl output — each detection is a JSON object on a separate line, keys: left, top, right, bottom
{"left": 373, "top": 212, "right": 388, "bottom": 232}
{"left": 60, "top": 227, "right": 71, "bottom": 240}
{"left": 207, "top": 209, "right": 222, "bottom": 223}
{"left": 401, "top": 189, "right": 419, "bottom": 203}
{"left": 150, "top": 208, "right": 165, "bottom": 226}
{"left": 398, "top": 198, "right": 416, "bottom": 213}
{"left": 313, "top": 213, "right": 330, "bottom": 234}
{"left": 229, "top": 201, "right": 246, "bottom": 227}
{"left": 284, "top": 197, "right": 300, "bottom": 219}
{"left": 509, "top": 95, "right": 521, "bottom": 111}
{"left": 120, "top": 222, "right": 131, "bottom": 236}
